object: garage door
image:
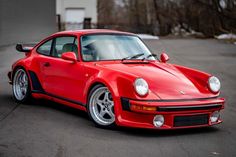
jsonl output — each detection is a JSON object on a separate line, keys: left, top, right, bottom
{"left": 65, "top": 8, "right": 85, "bottom": 30}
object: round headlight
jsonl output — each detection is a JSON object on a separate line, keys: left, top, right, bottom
{"left": 208, "top": 76, "right": 221, "bottom": 93}
{"left": 134, "top": 78, "right": 149, "bottom": 96}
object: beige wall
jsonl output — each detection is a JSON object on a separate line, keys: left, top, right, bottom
{"left": 56, "top": 0, "right": 97, "bottom": 23}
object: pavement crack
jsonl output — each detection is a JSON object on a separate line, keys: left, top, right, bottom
{"left": 177, "top": 137, "right": 191, "bottom": 157}
{"left": 55, "top": 145, "right": 66, "bottom": 157}
{"left": 179, "top": 143, "right": 190, "bottom": 157}
{"left": 0, "top": 103, "right": 21, "bottom": 122}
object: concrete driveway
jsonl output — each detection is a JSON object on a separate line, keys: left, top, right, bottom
{"left": 0, "top": 39, "right": 236, "bottom": 157}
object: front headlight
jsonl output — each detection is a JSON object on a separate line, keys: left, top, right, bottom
{"left": 134, "top": 78, "right": 149, "bottom": 96}
{"left": 208, "top": 76, "right": 221, "bottom": 93}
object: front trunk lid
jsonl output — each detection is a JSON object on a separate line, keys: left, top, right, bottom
{"left": 99, "top": 61, "right": 214, "bottom": 100}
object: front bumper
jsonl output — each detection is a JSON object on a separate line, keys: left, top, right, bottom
{"left": 116, "top": 97, "right": 225, "bottom": 129}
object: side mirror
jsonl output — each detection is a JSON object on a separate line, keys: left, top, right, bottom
{"left": 160, "top": 53, "right": 169, "bottom": 63}
{"left": 61, "top": 52, "right": 77, "bottom": 63}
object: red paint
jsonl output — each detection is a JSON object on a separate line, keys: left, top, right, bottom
{"left": 9, "top": 29, "right": 225, "bottom": 129}
{"left": 61, "top": 52, "right": 77, "bottom": 63}
{"left": 160, "top": 52, "right": 169, "bottom": 63}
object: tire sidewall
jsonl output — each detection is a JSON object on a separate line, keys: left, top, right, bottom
{"left": 12, "top": 67, "right": 31, "bottom": 103}
{"left": 87, "top": 84, "right": 116, "bottom": 128}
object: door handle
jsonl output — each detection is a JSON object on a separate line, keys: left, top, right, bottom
{"left": 43, "top": 62, "right": 50, "bottom": 67}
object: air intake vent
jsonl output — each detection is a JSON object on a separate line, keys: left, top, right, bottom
{"left": 174, "top": 114, "right": 209, "bottom": 127}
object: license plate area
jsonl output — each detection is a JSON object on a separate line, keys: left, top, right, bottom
{"left": 174, "top": 114, "right": 209, "bottom": 127}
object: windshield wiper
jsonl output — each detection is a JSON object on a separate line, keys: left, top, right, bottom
{"left": 142, "top": 54, "right": 157, "bottom": 61}
{"left": 121, "top": 53, "right": 145, "bottom": 61}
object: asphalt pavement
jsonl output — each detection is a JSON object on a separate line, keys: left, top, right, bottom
{"left": 0, "top": 39, "right": 236, "bottom": 157}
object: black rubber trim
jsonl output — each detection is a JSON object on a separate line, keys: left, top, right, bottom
{"left": 122, "top": 96, "right": 218, "bottom": 102}
{"left": 157, "top": 104, "right": 222, "bottom": 112}
{"left": 28, "top": 70, "right": 44, "bottom": 92}
{"left": 120, "top": 97, "right": 221, "bottom": 112}
{"left": 31, "top": 90, "right": 86, "bottom": 107}
{"left": 120, "top": 97, "right": 131, "bottom": 111}
{"left": 8, "top": 71, "right": 12, "bottom": 80}
{"left": 8, "top": 71, "right": 12, "bottom": 84}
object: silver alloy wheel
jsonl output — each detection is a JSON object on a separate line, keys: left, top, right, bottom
{"left": 13, "top": 69, "right": 29, "bottom": 101}
{"left": 89, "top": 87, "right": 115, "bottom": 126}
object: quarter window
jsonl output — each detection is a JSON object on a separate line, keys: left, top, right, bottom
{"left": 37, "top": 39, "right": 52, "bottom": 56}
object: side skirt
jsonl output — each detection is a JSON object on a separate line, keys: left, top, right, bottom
{"left": 28, "top": 70, "right": 86, "bottom": 108}
{"left": 31, "top": 90, "right": 86, "bottom": 107}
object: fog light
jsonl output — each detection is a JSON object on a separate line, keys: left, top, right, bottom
{"left": 210, "top": 111, "right": 220, "bottom": 123}
{"left": 153, "top": 115, "right": 164, "bottom": 127}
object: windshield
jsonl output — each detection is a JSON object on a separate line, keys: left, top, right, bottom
{"left": 80, "top": 34, "right": 155, "bottom": 61}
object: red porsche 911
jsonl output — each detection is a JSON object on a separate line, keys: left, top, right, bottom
{"left": 8, "top": 29, "right": 225, "bottom": 129}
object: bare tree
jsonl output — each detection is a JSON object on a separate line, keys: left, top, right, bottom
{"left": 97, "top": 0, "right": 236, "bottom": 36}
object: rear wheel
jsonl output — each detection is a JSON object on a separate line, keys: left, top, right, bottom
{"left": 12, "top": 68, "right": 31, "bottom": 103}
{"left": 87, "top": 85, "right": 115, "bottom": 128}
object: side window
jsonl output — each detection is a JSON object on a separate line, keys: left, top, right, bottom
{"left": 37, "top": 39, "right": 52, "bottom": 56}
{"left": 52, "top": 36, "right": 78, "bottom": 58}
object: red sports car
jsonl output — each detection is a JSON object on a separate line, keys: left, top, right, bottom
{"left": 8, "top": 29, "right": 225, "bottom": 129}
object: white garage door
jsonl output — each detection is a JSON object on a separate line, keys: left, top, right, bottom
{"left": 65, "top": 8, "right": 85, "bottom": 30}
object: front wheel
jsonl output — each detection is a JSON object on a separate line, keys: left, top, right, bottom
{"left": 87, "top": 85, "right": 115, "bottom": 128}
{"left": 12, "top": 68, "right": 31, "bottom": 103}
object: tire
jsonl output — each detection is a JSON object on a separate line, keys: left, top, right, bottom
{"left": 12, "top": 68, "right": 31, "bottom": 103}
{"left": 87, "top": 84, "right": 116, "bottom": 128}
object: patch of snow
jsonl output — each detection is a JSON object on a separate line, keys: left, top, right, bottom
{"left": 114, "top": 0, "right": 125, "bottom": 7}
{"left": 137, "top": 34, "right": 159, "bottom": 40}
{"left": 211, "top": 152, "right": 220, "bottom": 155}
{"left": 219, "top": 0, "right": 226, "bottom": 9}
{"left": 171, "top": 25, "right": 204, "bottom": 37}
{"left": 234, "top": 42, "right": 236, "bottom": 45}
{"left": 216, "top": 33, "right": 236, "bottom": 40}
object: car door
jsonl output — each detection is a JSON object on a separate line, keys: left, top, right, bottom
{"left": 32, "top": 38, "right": 54, "bottom": 91}
{"left": 39, "top": 36, "right": 86, "bottom": 104}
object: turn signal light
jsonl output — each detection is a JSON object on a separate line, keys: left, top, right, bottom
{"left": 131, "top": 104, "right": 156, "bottom": 111}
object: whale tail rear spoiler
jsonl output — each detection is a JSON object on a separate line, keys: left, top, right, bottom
{"left": 16, "top": 43, "right": 34, "bottom": 53}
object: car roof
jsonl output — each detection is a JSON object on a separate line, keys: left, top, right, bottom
{"left": 53, "top": 29, "right": 136, "bottom": 36}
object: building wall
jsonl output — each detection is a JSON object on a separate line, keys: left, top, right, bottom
{"left": 0, "top": 0, "right": 56, "bottom": 46}
{"left": 56, "top": 0, "right": 97, "bottom": 23}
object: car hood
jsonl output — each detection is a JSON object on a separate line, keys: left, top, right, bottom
{"left": 97, "top": 61, "right": 214, "bottom": 99}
